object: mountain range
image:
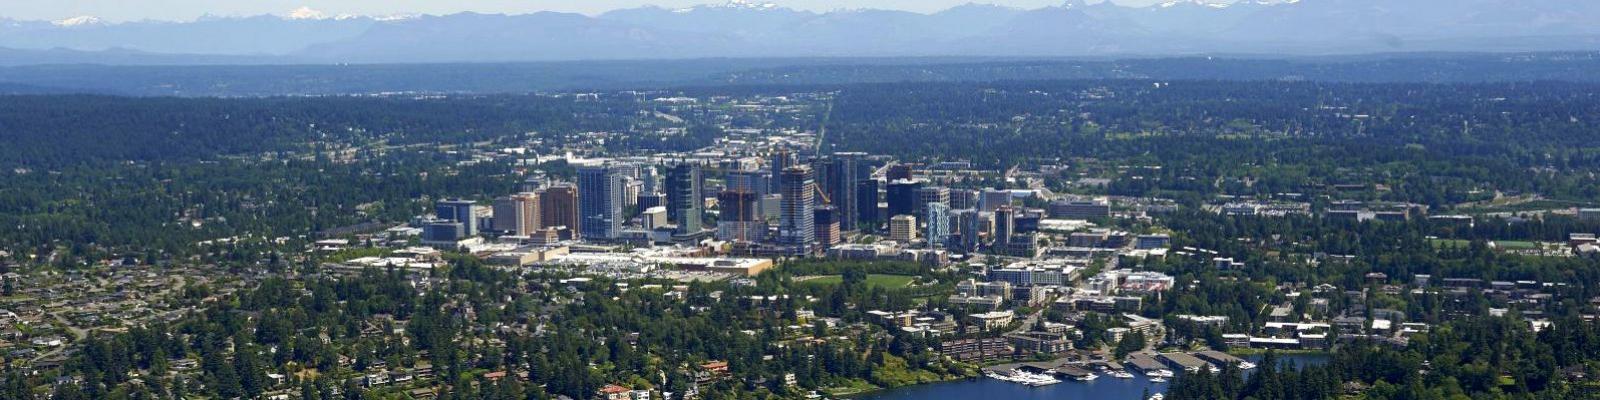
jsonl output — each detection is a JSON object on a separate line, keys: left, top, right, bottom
{"left": 3, "top": 0, "right": 1599, "bottom": 64}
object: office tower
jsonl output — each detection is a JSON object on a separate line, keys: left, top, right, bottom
{"left": 719, "top": 190, "right": 760, "bottom": 222}
{"left": 953, "top": 209, "right": 982, "bottom": 251}
{"left": 926, "top": 203, "right": 951, "bottom": 248}
{"left": 981, "top": 189, "right": 1012, "bottom": 212}
{"left": 815, "top": 206, "right": 841, "bottom": 247}
{"left": 623, "top": 180, "right": 643, "bottom": 211}
{"left": 830, "top": 152, "right": 866, "bottom": 231}
{"left": 578, "top": 165, "right": 624, "bottom": 240}
{"left": 887, "top": 164, "right": 914, "bottom": 181}
{"left": 538, "top": 185, "right": 579, "bottom": 237}
{"left": 726, "top": 170, "right": 768, "bottom": 217}
{"left": 726, "top": 170, "right": 767, "bottom": 194}
{"left": 717, "top": 190, "right": 766, "bottom": 242}
{"left": 995, "top": 206, "right": 1017, "bottom": 245}
{"left": 636, "top": 193, "right": 665, "bottom": 214}
{"left": 949, "top": 189, "right": 979, "bottom": 210}
{"left": 810, "top": 157, "right": 834, "bottom": 205}
{"left": 435, "top": 199, "right": 479, "bottom": 237}
{"left": 916, "top": 186, "right": 950, "bottom": 217}
{"left": 665, "top": 163, "right": 704, "bottom": 235}
{"left": 857, "top": 179, "right": 882, "bottom": 228}
{"left": 638, "top": 165, "right": 660, "bottom": 193}
{"left": 889, "top": 215, "right": 918, "bottom": 242}
{"left": 492, "top": 193, "right": 540, "bottom": 236}
{"left": 779, "top": 166, "right": 816, "bottom": 253}
{"left": 886, "top": 179, "right": 923, "bottom": 218}
{"left": 769, "top": 148, "right": 796, "bottom": 194}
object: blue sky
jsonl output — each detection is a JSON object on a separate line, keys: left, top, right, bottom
{"left": 2, "top": 0, "right": 1185, "bottom": 22}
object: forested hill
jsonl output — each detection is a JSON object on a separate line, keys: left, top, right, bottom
{"left": 0, "top": 94, "right": 633, "bottom": 168}
{"left": 1, "top": 53, "right": 1598, "bottom": 97}
{"left": 8, "top": 79, "right": 1598, "bottom": 169}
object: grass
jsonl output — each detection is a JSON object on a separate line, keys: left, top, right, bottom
{"left": 1428, "top": 238, "right": 1540, "bottom": 250}
{"left": 799, "top": 274, "right": 916, "bottom": 289}
{"left": 1494, "top": 240, "right": 1540, "bottom": 250}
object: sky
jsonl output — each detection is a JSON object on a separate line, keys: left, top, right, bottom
{"left": 0, "top": 0, "right": 1184, "bottom": 22}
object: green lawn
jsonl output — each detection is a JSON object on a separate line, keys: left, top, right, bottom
{"left": 1429, "top": 238, "right": 1540, "bottom": 250}
{"left": 1493, "top": 240, "right": 1540, "bottom": 250}
{"left": 799, "top": 274, "right": 916, "bottom": 289}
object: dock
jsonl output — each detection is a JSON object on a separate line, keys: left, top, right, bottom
{"left": 1126, "top": 354, "right": 1168, "bottom": 373}
{"left": 1157, "top": 352, "right": 1210, "bottom": 372}
{"left": 1194, "top": 350, "right": 1248, "bottom": 366}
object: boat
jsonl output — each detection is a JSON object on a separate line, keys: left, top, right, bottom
{"left": 1149, "top": 393, "right": 1165, "bottom": 400}
{"left": 1109, "top": 371, "right": 1135, "bottom": 379}
{"left": 1075, "top": 373, "right": 1100, "bottom": 381}
{"left": 1014, "top": 371, "right": 1062, "bottom": 386}
{"left": 1238, "top": 361, "right": 1258, "bottom": 370}
{"left": 987, "top": 370, "right": 1060, "bottom": 386}
{"left": 1150, "top": 377, "right": 1168, "bottom": 383}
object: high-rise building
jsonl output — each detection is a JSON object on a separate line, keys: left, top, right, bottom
{"left": 857, "top": 179, "right": 882, "bottom": 228}
{"left": 769, "top": 148, "right": 796, "bottom": 194}
{"left": 981, "top": 189, "right": 1012, "bottom": 212}
{"left": 538, "top": 185, "right": 579, "bottom": 238}
{"left": 953, "top": 209, "right": 983, "bottom": 251}
{"left": 435, "top": 199, "right": 479, "bottom": 237}
{"left": 887, "top": 164, "right": 914, "bottom": 181}
{"left": 623, "top": 180, "right": 643, "bottom": 211}
{"left": 779, "top": 166, "right": 816, "bottom": 253}
{"left": 995, "top": 206, "right": 1017, "bottom": 245}
{"left": 810, "top": 157, "right": 834, "bottom": 206}
{"left": 578, "top": 165, "right": 624, "bottom": 240}
{"left": 886, "top": 179, "right": 923, "bottom": 218}
{"left": 726, "top": 170, "right": 768, "bottom": 195}
{"left": 726, "top": 170, "right": 770, "bottom": 217}
{"left": 890, "top": 214, "right": 918, "bottom": 243}
{"left": 665, "top": 163, "right": 704, "bottom": 235}
{"left": 950, "top": 189, "right": 980, "bottom": 211}
{"left": 636, "top": 193, "right": 665, "bottom": 214}
{"left": 815, "top": 206, "right": 841, "bottom": 247}
{"left": 492, "top": 193, "right": 540, "bottom": 236}
{"left": 717, "top": 190, "right": 766, "bottom": 242}
{"left": 916, "top": 186, "right": 950, "bottom": 217}
{"left": 638, "top": 165, "right": 660, "bottom": 193}
{"left": 830, "top": 152, "right": 867, "bottom": 231}
{"left": 926, "top": 203, "right": 951, "bottom": 248}
{"left": 719, "top": 190, "right": 760, "bottom": 222}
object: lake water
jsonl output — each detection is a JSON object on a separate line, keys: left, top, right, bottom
{"left": 854, "top": 354, "right": 1328, "bottom": 400}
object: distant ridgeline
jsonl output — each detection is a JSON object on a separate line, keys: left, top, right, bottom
{"left": 0, "top": 53, "right": 1598, "bottom": 97}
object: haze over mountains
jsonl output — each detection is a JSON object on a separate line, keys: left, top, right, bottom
{"left": 3, "top": 0, "right": 1599, "bottom": 64}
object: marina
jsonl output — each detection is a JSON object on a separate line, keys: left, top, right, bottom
{"left": 858, "top": 353, "right": 1327, "bottom": 400}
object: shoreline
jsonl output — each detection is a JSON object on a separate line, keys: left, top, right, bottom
{"left": 830, "top": 372, "right": 979, "bottom": 398}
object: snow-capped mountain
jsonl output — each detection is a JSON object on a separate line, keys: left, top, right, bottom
{"left": 52, "top": 16, "right": 105, "bottom": 27}
{"left": 1, "top": 0, "right": 1597, "bottom": 64}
